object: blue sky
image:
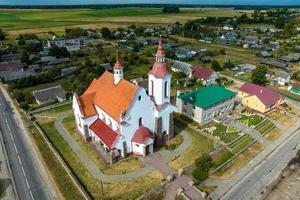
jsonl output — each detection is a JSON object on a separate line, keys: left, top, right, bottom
{"left": 0, "top": 0, "right": 299, "bottom": 6}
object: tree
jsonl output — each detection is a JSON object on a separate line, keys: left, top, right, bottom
{"left": 0, "top": 29, "right": 5, "bottom": 41}
{"left": 101, "top": 27, "right": 111, "bottom": 39}
{"left": 21, "top": 50, "right": 30, "bottom": 64}
{"left": 162, "top": 7, "right": 180, "bottom": 13}
{"left": 192, "top": 154, "right": 212, "bottom": 181}
{"left": 211, "top": 60, "right": 222, "bottom": 71}
{"left": 13, "top": 90, "right": 25, "bottom": 102}
{"left": 48, "top": 46, "right": 70, "bottom": 58}
{"left": 65, "top": 28, "right": 87, "bottom": 38}
{"left": 251, "top": 65, "right": 268, "bottom": 85}
{"left": 223, "top": 61, "right": 235, "bottom": 69}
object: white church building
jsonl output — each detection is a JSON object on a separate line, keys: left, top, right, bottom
{"left": 72, "top": 39, "right": 176, "bottom": 163}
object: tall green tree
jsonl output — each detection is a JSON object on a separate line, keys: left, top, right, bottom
{"left": 251, "top": 65, "right": 268, "bottom": 86}
{"left": 0, "top": 29, "right": 5, "bottom": 41}
{"left": 211, "top": 60, "right": 222, "bottom": 71}
{"left": 192, "top": 154, "right": 212, "bottom": 181}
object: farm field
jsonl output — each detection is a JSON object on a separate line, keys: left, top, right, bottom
{"left": 0, "top": 8, "right": 251, "bottom": 36}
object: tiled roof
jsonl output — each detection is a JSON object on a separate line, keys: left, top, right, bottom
{"left": 90, "top": 119, "right": 119, "bottom": 149}
{"left": 192, "top": 66, "right": 213, "bottom": 81}
{"left": 149, "top": 62, "right": 170, "bottom": 79}
{"left": 80, "top": 71, "right": 139, "bottom": 122}
{"left": 239, "top": 83, "right": 282, "bottom": 106}
{"left": 178, "top": 85, "right": 236, "bottom": 109}
{"left": 78, "top": 93, "right": 97, "bottom": 118}
{"left": 132, "top": 127, "right": 153, "bottom": 144}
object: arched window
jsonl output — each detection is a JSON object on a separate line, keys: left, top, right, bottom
{"left": 150, "top": 80, "right": 154, "bottom": 96}
{"left": 138, "top": 117, "right": 143, "bottom": 126}
{"left": 164, "top": 81, "right": 168, "bottom": 98}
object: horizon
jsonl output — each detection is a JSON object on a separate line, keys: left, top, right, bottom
{"left": 1, "top": 0, "right": 300, "bottom": 6}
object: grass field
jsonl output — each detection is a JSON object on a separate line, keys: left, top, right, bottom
{"left": 0, "top": 8, "right": 251, "bottom": 36}
{"left": 168, "top": 118, "right": 214, "bottom": 170}
{"left": 34, "top": 106, "right": 164, "bottom": 199}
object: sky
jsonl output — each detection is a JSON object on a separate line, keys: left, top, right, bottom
{"left": 0, "top": 0, "right": 300, "bottom": 6}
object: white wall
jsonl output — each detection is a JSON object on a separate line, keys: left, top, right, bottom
{"left": 148, "top": 74, "right": 171, "bottom": 105}
{"left": 116, "top": 87, "right": 156, "bottom": 155}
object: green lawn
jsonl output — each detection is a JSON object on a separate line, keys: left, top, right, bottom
{"left": 34, "top": 106, "right": 164, "bottom": 199}
{"left": 29, "top": 125, "right": 84, "bottom": 200}
{"left": 62, "top": 114, "right": 145, "bottom": 175}
{"left": 255, "top": 119, "right": 275, "bottom": 135}
{"left": 168, "top": 118, "right": 214, "bottom": 170}
{"left": 210, "top": 122, "right": 240, "bottom": 144}
{"left": 211, "top": 149, "right": 234, "bottom": 170}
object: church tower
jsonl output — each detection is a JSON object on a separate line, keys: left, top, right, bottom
{"left": 113, "top": 52, "right": 123, "bottom": 85}
{"left": 148, "top": 38, "right": 171, "bottom": 106}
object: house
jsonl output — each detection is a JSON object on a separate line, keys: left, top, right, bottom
{"left": 61, "top": 67, "right": 78, "bottom": 76}
{"left": 280, "top": 55, "right": 294, "bottom": 63}
{"left": 33, "top": 85, "right": 66, "bottom": 105}
{"left": 175, "top": 48, "right": 193, "bottom": 60}
{"left": 244, "top": 36, "right": 259, "bottom": 45}
{"left": 257, "top": 51, "right": 271, "bottom": 58}
{"left": 192, "top": 66, "right": 218, "bottom": 86}
{"left": 199, "top": 37, "right": 213, "bottom": 44}
{"left": 72, "top": 39, "right": 176, "bottom": 163}
{"left": 1, "top": 69, "right": 36, "bottom": 82}
{"left": 238, "top": 63, "right": 257, "bottom": 72}
{"left": 0, "top": 61, "right": 23, "bottom": 72}
{"left": 277, "top": 73, "right": 291, "bottom": 86}
{"left": 0, "top": 53, "right": 21, "bottom": 62}
{"left": 238, "top": 83, "right": 284, "bottom": 114}
{"left": 260, "top": 60, "right": 289, "bottom": 71}
{"left": 47, "top": 38, "right": 85, "bottom": 51}
{"left": 176, "top": 85, "right": 236, "bottom": 125}
{"left": 99, "top": 63, "right": 113, "bottom": 72}
{"left": 223, "top": 25, "right": 234, "bottom": 31}
{"left": 200, "top": 55, "right": 211, "bottom": 63}
{"left": 288, "top": 83, "right": 300, "bottom": 96}
{"left": 168, "top": 59, "right": 192, "bottom": 77}
{"left": 221, "top": 32, "right": 237, "bottom": 42}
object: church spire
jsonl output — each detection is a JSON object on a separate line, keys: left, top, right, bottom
{"left": 155, "top": 36, "right": 166, "bottom": 62}
{"left": 113, "top": 51, "right": 123, "bottom": 84}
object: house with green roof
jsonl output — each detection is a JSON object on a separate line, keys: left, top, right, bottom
{"left": 176, "top": 85, "right": 236, "bottom": 125}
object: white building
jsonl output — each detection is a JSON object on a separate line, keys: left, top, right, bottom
{"left": 277, "top": 73, "right": 291, "bottom": 86}
{"left": 72, "top": 39, "right": 176, "bottom": 163}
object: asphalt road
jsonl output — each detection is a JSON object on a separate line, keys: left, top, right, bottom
{"left": 0, "top": 89, "right": 51, "bottom": 200}
{"left": 222, "top": 126, "right": 300, "bottom": 200}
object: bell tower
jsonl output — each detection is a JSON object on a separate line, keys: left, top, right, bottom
{"left": 113, "top": 52, "right": 123, "bottom": 85}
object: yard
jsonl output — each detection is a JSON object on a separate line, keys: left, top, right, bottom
{"left": 168, "top": 118, "right": 214, "bottom": 170}
{"left": 33, "top": 106, "right": 164, "bottom": 199}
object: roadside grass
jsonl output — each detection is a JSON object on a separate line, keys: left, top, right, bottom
{"left": 210, "top": 143, "right": 264, "bottom": 179}
{"left": 211, "top": 149, "right": 235, "bottom": 170}
{"left": 28, "top": 125, "right": 84, "bottom": 200}
{"left": 168, "top": 118, "right": 214, "bottom": 170}
{"left": 165, "top": 134, "right": 184, "bottom": 151}
{"left": 264, "top": 128, "right": 282, "bottom": 141}
{"left": 38, "top": 120, "right": 163, "bottom": 199}
{"left": 62, "top": 114, "right": 145, "bottom": 175}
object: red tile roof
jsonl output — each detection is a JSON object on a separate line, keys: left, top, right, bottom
{"left": 192, "top": 66, "right": 213, "bottom": 81}
{"left": 114, "top": 52, "right": 123, "bottom": 70}
{"left": 156, "top": 38, "right": 166, "bottom": 57}
{"left": 132, "top": 127, "right": 153, "bottom": 144}
{"left": 79, "top": 71, "right": 139, "bottom": 122}
{"left": 77, "top": 93, "right": 97, "bottom": 118}
{"left": 239, "top": 83, "right": 283, "bottom": 106}
{"left": 148, "top": 39, "right": 170, "bottom": 79}
{"left": 149, "top": 62, "right": 170, "bottom": 79}
{"left": 90, "top": 119, "right": 119, "bottom": 149}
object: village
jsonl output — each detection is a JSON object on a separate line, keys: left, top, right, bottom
{"left": 0, "top": 7, "right": 300, "bottom": 200}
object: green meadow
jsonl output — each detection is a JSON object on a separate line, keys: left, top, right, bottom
{"left": 0, "top": 8, "right": 251, "bottom": 36}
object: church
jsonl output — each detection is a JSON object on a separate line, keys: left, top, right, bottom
{"left": 72, "top": 39, "right": 176, "bottom": 163}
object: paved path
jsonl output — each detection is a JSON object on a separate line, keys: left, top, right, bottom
{"left": 53, "top": 112, "right": 193, "bottom": 183}
{"left": 205, "top": 117, "right": 300, "bottom": 200}
{"left": 225, "top": 117, "right": 270, "bottom": 145}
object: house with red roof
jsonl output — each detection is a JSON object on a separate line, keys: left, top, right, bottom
{"left": 238, "top": 83, "right": 284, "bottom": 114}
{"left": 192, "top": 66, "right": 218, "bottom": 85}
{"left": 72, "top": 39, "right": 176, "bottom": 163}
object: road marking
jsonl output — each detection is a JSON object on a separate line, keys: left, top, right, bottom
{"left": 18, "top": 155, "right": 22, "bottom": 165}
{"left": 13, "top": 143, "right": 18, "bottom": 154}
{"left": 21, "top": 166, "right": 26, "bottom": 177}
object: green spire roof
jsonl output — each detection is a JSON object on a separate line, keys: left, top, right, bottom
{"left": 178, "top": 85, "right": 236, "bottom": 109}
